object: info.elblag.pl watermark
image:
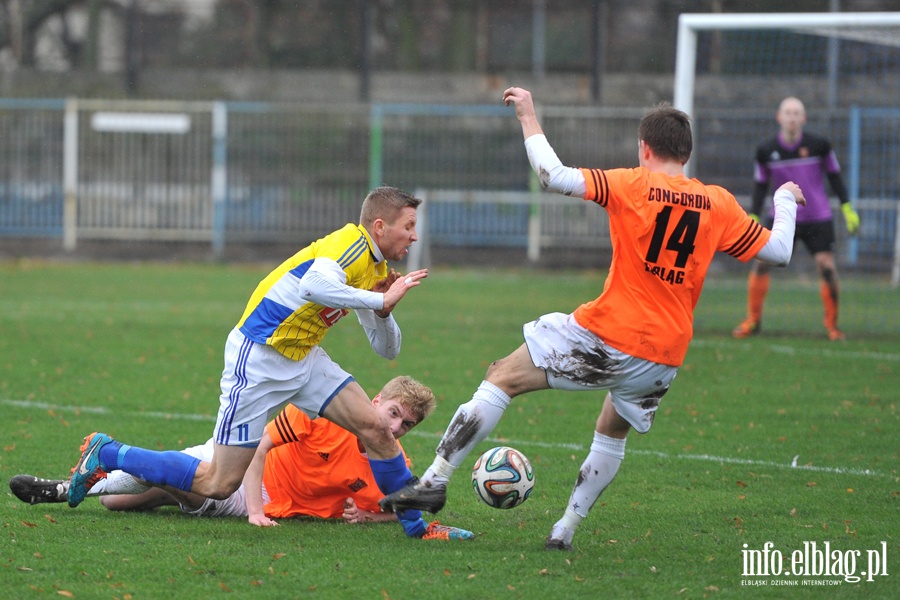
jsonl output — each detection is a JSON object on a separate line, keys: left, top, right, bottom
{"left": 741, "top": 541, "right": 889, "bottom": 586}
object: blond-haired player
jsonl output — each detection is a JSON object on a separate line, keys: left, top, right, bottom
{"left": 11, "top": 377, "right": 473, "bottom": 540}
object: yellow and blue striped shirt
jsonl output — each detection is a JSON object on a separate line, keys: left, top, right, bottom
{"left": 237, "top": 224, "right": 388, "bottom": 361}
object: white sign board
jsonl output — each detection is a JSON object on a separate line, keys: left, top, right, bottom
{"left": 91, "top": 112, "right": 191, "bottom": 134}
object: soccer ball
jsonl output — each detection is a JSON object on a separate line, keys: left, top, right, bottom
{"left": 471, "top": 446, "right": 534, "bottom": 509}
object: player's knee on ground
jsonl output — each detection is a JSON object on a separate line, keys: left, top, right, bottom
{"left": 192, "top": 466, "right": 244, "bottom": 500}
{"left": 202, "top": 479, "right": 242, "bottom": 500}
{"left": 99, "top": 495, "right": 135, "bottom": 511}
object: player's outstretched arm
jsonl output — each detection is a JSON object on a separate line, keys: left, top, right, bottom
{"left": 244, "top": 432, "right": 278, "bottom": 527}
{"left": 503, "top": 87, "right": 587, "bottom": 198}
{"left": 754, "top": 181, "right": 806, "bottom": 266}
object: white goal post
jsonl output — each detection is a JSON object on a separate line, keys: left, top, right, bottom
{"left": 674, "top": 12, "right": 900, "bottom": 287}
{"left": 674, "top": 12, "right": 900, "bottom": 123}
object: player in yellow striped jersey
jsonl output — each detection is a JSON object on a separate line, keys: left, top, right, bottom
{"left": 68, "top": 186, "right": 434, "bottom": 537}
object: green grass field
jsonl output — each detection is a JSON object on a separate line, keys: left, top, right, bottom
{"left": 1, "top": 260, "right": 897, "bottom": 599}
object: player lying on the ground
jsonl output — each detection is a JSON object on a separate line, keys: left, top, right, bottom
{"left": 10, "top": 376, "right": 473, "bottom": 541}
{"left": 66, "top": 186, "right": 431, "bottom": 539}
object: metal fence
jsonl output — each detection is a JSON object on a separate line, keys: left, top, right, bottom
{"left": 0, "top": 98, "right": 897, "bottom": 277}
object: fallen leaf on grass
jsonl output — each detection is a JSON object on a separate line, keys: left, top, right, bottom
{"left": 20, "top": 521, "right": 37, "bottom": 528}
{"left": 807, "top": 482, "right": 817, "bottom": 487}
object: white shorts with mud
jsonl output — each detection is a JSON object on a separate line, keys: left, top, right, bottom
{"left": 523, "top": 312, "right": 677, "bottom": 433}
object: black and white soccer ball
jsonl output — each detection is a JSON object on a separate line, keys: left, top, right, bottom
{"left": 471, "top": 446, "right": 534, "bottom": 509}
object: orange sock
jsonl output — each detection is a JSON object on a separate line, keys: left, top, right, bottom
{"left": 746, "top": 272, "right": 770, "bottom": 324}
{"left": 820, "top": 280, "right": 840, "bottom": 331}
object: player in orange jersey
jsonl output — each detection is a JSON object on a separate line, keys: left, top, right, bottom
{"left": 379, "top": 87, "right": 806, "bottom": 550}
{"left": 10, "top": 377, "right": 474, "bottom": 541}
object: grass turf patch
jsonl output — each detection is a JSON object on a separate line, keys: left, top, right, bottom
{"left": 1, "top": 261, "right": 897, "bottom": 598}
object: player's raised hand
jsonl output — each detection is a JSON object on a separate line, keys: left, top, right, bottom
{"left": 503, "top": 87, "right": 535, "bottom": 116}
{"left": 776, "top": 181, "right": 806, "bottom": 206}
{"left": 503, "top": 87, "right": 544, "bottom": 139}
{"left": 373, "top": 268, "right": 401, "bottom": 294}
{"left": 377, "top": 268, "right": 428, "bottom": 317}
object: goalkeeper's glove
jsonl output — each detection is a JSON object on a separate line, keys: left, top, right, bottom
{"left": 748, "top": 213, "right": 759, "bottom": 223}
{"left": 841, "top": 203, "right": 860, "bottom": 235}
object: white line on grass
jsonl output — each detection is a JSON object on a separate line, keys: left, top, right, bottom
{"left": 690, "top": 338, "right": 900, "bottom": 362}
{"left": 1, "top": 398, "right": 215, "bottom": 422}
{"left": 408, "top": 431, "right": 887, "bottom": 478}
{"left": 4, "top": 398, "right": 888, "bottom": 479}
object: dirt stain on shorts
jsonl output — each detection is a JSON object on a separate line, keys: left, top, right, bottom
{"left": 546, "top": 346, "right": 621, "bottom": 387}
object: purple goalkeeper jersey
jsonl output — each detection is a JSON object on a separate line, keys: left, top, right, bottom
{"left": 754, "top": 131, "right": 842, "bottom": 223}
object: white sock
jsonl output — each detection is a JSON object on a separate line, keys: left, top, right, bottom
{"left": 553, "top": 432, "right": 626, "bottom": 533}
{"left": 87, "top": 470, "right": 151, "bottom": 496}
{"left": 422, "top": 381, "right": 510, "bottom": 486}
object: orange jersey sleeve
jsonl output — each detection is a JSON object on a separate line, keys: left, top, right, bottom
{"left": 262, "top": 404, "right": 410, "bottom": 519}
{"left": 575, "top": 166, "right": 770, "bottom": 366}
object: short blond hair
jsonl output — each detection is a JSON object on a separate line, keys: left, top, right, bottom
{"left": 359, "top": 186, "right": 422, "bottom": 230}
{"left": 379, "top": 375, "right": 436, "bottom": 424}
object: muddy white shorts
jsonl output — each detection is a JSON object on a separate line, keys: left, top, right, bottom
{"left": 523, "top": 312, "right": 677, "bottom": 433}
{"left": 214, "top": 328, "right": 354, "bottom": 447}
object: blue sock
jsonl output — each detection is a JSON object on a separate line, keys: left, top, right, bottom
{"left": 99, "top": 443, "right": 200, "bottom": 492}
{"left": 400, "top": 516, "right": 428, "bottom": 538}
{"left": 370, "top": 453, "right": 425, "bottom": 537}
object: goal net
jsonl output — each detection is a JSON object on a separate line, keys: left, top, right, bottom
{"left": 674, "top": 12, "right": 900, "bottom": 295}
